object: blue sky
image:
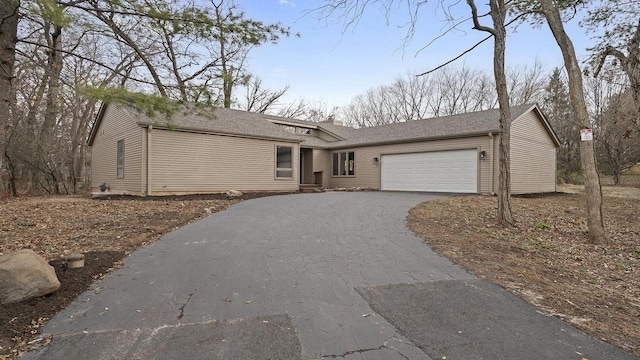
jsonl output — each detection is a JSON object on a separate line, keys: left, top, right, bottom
{"left": 236, "top": 1, "right": 594, "bottom": 108}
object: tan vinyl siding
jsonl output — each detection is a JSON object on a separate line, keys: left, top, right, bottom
{"left": 312, "top": 149, "right": 331, "bottom": 187}
{"left": 90, "top": 105, "right": 143, "bottom": 194}
{"left": 510, "top": 111, "right": 557, "bottom": 194}
{"left": 328, "top": 136, "right": 493, "bottom": 194}
{"left": 148, "top": 129, "right": 299, "bottom": 193}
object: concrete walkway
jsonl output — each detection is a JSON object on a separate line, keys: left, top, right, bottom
{"left": 24, "top": 192, "right": 637, "bottom": 360}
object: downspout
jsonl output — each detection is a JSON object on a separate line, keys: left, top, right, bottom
{"left": 488, "top": 132, "right": 495, "bottom": 195}
{"left": 147, "top": 125, "right": 152, "bottom": 196}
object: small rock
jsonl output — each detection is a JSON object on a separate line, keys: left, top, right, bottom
{"left": 226, "top": 190, "right": 243, "bottom": 199}
{"left": 63, "top": 253, "right": 85, "bottom": 268}
{"left": 0, "top": 250, "right": 61, "bottom": 304}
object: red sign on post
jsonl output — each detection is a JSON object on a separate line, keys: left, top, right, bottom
{"left": 580, "top": 129, "right": 593, "bottom": 141}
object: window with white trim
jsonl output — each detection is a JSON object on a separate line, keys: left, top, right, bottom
{"left": 275, "top": 146, "right": 293, "bottom": 179}
{"left": 332, "top": 151, "right": 355, "bottom": 176}
{"left": 117, "top": 139, "right": 125, "bottom": 178}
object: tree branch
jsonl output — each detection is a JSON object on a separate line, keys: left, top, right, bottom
{"left": 594, "top": 45, "right": 628, "bottom": 78}
{"left": 58, "top": 3, "right": 213, "bottom": 25}
{"left": 0, "top": 0, "right": 20, "bottom": 29}
{"left": 467, "top": 0, "right": 496, "bottom": 35}
{"left": 417, "top": 10, "right": 537, "bottom": 76}
{"left": 17, "top": 39, "right": 165, "bottom": 87}
{"left": 417, "top": 34, "right": 492, "bottom": 76}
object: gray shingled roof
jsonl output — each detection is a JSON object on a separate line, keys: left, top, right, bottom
{"left": 317, "top": 122, "right": 358, "bottom": 140}
{"left": 325, "top": 104, "right": 537, "bottom": 148}
{"left": 296, "top": 135, "right": 333, "bottom": 148}
{"left": 94, "top": 103, "right": 546, "bottom": 149}
{"left": 130, "top": 105, "right": 304, "bottom": 143}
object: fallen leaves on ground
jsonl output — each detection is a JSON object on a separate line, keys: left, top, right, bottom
{"left": 0, "top": 196, "right": 238, "bottom": 259}
{"left": 0, "top": 195, "right": 239, "bottom": 359}
{"left": 408, "top": 193, "right": 640, "bottom": 356}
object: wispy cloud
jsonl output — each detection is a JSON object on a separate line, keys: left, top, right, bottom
{"left": 279, "top": 0, "right": 295, "bottom": 7}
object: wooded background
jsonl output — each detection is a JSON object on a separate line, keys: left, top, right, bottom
{"left": 0, "top": 0, "right": 638, "bottom": 197}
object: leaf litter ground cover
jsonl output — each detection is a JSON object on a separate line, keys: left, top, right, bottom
{"left": 408, "top": 192, "right": 640, "bottom": 357}
{"left": 0, "top": 195, "right": 241, "bottom": 359}
{"left": 2, "top": 190, "right": 639, "bottom": 358}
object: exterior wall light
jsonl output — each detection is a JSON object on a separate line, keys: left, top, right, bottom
{"left": 480, "top": 150, "right": 487, "bottom": 160}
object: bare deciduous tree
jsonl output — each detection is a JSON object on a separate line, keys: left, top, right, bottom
{"left": 211, "top": 0, "right": 293, "bottom": 108}
{"left": 586, "top": 0, "right": 640, "bottom": 127}
{"left": 508, "top": 59, "right": 546, "bottom": 105}
{"left": 585, "top": 67, "right": 640, "bottom": 185}
{"left": 542, "top": 67, "right": 579, "bottom": 183}
{"left": 536, "top": 0, "right": 608, "bottom": 244}
{"left": 467, "top": 0, "right": 514, "bottom": 225}
{"left": 596, "top": 90, "right": 640, "bottom": 184}
{"left": 243, "top": 76, "right": 289, "bottom": 113}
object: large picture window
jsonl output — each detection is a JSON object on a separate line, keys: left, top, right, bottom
{"left": 117, "top": 139, "right": 125, "bottom": 178}
{"left": 332, "top": 151, "right": 355, "bottom": 176}
{"left": 276, "top": 146, "right": 293, "bottom": 179}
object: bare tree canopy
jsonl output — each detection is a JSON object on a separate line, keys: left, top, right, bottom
{"left": 585, "top": 0, "right": 640, "bottom": 128}
{"left": 339, "top": 63, "right": 547, "bottom": 127}
{"left": 586, "top": 68, "right": 640, "bottom": 184}
{"left": 543, "top": 67, "right": 579, "bottom": 183}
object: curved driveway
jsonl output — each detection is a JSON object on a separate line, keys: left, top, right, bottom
{"left": 25, "top": 192, "right": 637, "bottom": 360}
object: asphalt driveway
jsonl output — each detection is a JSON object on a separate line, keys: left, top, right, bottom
{"left": 24, "top": 192, "right": 637, "bottom": 360}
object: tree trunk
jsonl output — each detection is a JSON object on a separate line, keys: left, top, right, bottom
{"left": 4, "top": 151, "right": 17, "bottom": 196}
{"left": 490, "top": 0, "right": 513, "bottom": 225}
{"left": 223, "top": 67, "right": 232, "bottom": 108}
{"left": 40, "top": 23, "right": 63, "bottom": 141}
{"left": 0, "top": 0, "right": 19, "bottom": 196}
{"left": 214, "top": 2, "right": 233, "bottom": 108}
{"left": 539, "top": 0, "right": 607, "bottom": 244}
{"left": 69, "top": 100, "right": 95, "bottom": 193}
{"left": 467, "top": 0, "right": 513, "bottom": 225}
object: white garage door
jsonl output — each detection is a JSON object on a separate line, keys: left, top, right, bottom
{"left": 381, "top": 149, "right": 478, "bottom": 193}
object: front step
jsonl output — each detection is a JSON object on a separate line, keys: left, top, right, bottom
{"left": 299, "top": 184, "right": 323, "bottom": 193}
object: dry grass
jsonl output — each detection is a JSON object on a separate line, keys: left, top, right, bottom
{"left": 559, "top": 183, "right": 640, "bottom": 200}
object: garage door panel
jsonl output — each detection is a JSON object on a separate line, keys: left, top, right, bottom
{"left": 381, "top": 150, "right": 478, "bottom": 193}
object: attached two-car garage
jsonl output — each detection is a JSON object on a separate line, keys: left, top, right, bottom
{"left": 380, "top": 149, "right": 478, "bottom": 193}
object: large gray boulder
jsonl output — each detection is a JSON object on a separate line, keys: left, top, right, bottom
{"left": 0, "top": 249, "right": 61, "bottom": 304}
